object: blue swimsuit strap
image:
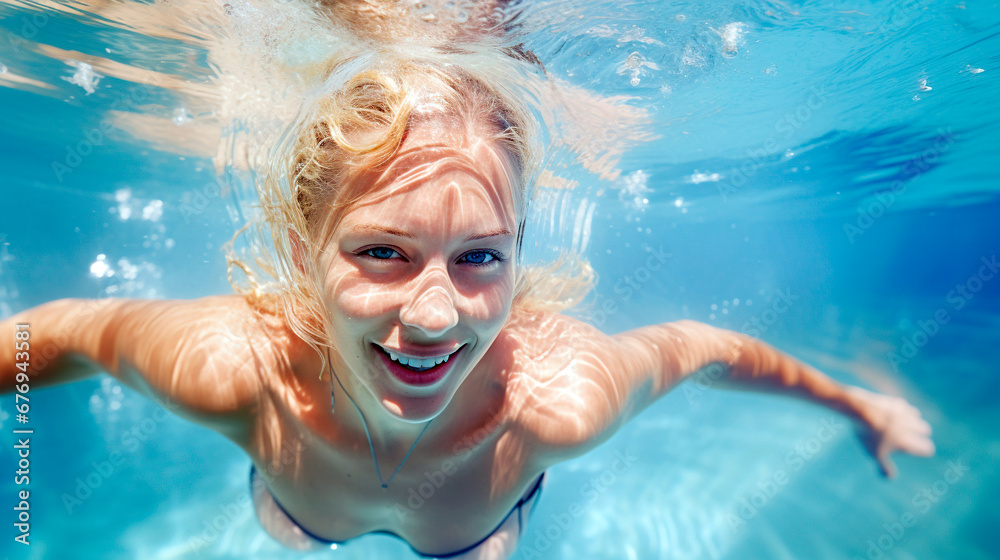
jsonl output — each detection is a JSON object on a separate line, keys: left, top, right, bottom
{"left": 249, "top": 464, "right": 545, "bottom": 558}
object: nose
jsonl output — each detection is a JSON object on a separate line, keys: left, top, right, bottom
{"left": 399, "top": 266, "right": 459, "bottom": 337}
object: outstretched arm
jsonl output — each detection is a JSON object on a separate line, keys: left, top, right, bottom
{"left": 621, "top": 320, "right": 933, "bottom": 476}
{"left": 1, "top": 296, "right": 265, "bottom": 441}
{"left": 3, "top": 299, "right": 129, "bottom": 392}
{"left": 519, "top": 315, "right": 933, "bottom": 477}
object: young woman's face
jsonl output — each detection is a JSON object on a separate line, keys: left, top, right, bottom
{"left": 317, "top": 118, "right": 519, "bottom": 422}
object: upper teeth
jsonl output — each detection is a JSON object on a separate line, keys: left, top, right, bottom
{"left": 385, "top": 349, "right": 453, "bottom": 369}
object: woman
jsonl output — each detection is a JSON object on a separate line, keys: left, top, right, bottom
{"left": 0, "top": 57, "right": 933, "bottom": 559}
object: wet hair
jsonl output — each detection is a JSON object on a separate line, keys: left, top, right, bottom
{"left": 229, "top": 55, "right": 593, "bottom": 373}
{"left": 291, "top": 60, "right": 531, "bottom": 255}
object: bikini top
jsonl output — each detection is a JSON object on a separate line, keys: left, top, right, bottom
{"left": 250, "top": 464, "right": 545, "bottom": 558}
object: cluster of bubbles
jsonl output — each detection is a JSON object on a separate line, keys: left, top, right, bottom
{"left": 88, "top": 188, "right": 170, "bottom": 297}
{"left": 89, "top": 377, "right": 126, "bottom": 417}
{"left": 615, "top": 170, "right": 652, "bottom": 211}
{"left": 88, "top": 254, "right": 163, "bottom": 298}
{"left": 708, "top": 297, "right": 751, "bottom": 321}
{"left": 62, "top": 60, "right": 102, "bottom": 95}
{"left": 713, "top": 22, "right": 747, "bottom": 58}
{"left": 113, "top": 188, "right": 164, "bottom": 222}
{"left": 617, "top": 52, "right": 660, "bottom": 87}
{"left": 601, "top": 19, "right": 747, "bottom": 88}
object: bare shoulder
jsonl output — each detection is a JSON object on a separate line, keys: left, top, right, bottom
{"left": 114, "top": 294, "right": 294, "bottom": 437}
{"left": 494, "top": 309, "right": 626, "bottom": 461}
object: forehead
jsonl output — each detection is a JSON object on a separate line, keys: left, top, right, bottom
{"left": 338, "top": 118, "right": 519, "bottom": 235}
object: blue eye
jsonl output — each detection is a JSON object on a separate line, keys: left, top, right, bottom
{"left": 460, "top": 250, "right": 504, "bottom": 267}
{"left": 363, "top": 247, "right": 400, "bottom": 260}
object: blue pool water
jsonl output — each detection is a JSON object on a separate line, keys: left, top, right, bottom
{"left": 1, "top": 0, "right": 998, "bottom": 559}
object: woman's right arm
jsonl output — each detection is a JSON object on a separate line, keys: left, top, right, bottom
{"left": 1, "top": 296, "right": 264, "bottom": 438}
{"left": 2, "top": 299, "right": 125, "bottom": 392}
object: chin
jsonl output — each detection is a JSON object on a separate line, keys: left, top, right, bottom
{"left": 378, "top": 389, "right": 455, "bottom": 423}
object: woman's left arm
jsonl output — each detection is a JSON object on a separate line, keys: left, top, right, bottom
{"left": 524, "top": 316, "right": 934, "bottom": 477}
{"left": 617, "top": 320, "right": 935, "bottom": 476}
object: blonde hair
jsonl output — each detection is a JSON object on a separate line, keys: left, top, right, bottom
{"left": 229, "top": 54, "right": 594, "bottom": 374}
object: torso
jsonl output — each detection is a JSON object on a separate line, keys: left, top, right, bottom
{"left": 230, "top": 300, "right": 559, "bottom": 555}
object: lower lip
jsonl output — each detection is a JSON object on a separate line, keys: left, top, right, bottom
{"left": 374, "top": 345, "right": 461, "bottom": 387}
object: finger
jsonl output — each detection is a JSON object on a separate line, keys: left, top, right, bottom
{"left": 909, "top": 417, "right": 932, "bottom": 436}
{"left": 877, "top": 443, "right": 898, "bottom": 479}
{"left": 879, "top": 456, "right": 898, "bottom": 479}
{"left": 899, "top": 433, "right": 936, "bottom": 457}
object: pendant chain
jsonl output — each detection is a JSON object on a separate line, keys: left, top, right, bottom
{"left": 326, "top": 349, "right": 432, "bottom": 489}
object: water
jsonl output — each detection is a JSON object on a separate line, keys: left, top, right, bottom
{"left": 1, "top": 0, "right": 998, "bottom": 559}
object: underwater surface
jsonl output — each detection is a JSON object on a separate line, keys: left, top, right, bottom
{"left": 1, "top": 0, "right": 998, "bottom": 558}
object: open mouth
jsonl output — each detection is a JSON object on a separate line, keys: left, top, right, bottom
{"left": 372, "top": 343, "right": 464, "bottom": 386}
{"left": 381, "top": 347, "right": 455, "bottom": 371}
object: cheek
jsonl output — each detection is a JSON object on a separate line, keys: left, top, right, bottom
{"left": 329, "top": 277, "right": 401, "bottom": 321}
{"left": 460, "top": 269, "right": 516, "bottom": 325}
{"left": 321, "top": 256, "right": 398, "bottom": 322}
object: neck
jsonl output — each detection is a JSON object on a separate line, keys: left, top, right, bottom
{"left": 326, "top": 349, "right": 431, "bottom": 445}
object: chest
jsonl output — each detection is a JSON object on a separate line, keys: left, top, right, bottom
{"left": 245, "top": 380, "right": 535, "bottom": 542}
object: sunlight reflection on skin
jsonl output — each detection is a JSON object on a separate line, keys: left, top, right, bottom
{"left": 316, "top": 118, "right": 519, "bottom": 423}
{"left": 276, "top": 109, "right": 625, "bottom": 513}
{"left": 500, "top": 312, "right": 618, "bottom": 451}
{"left": 240, "top": 114, "right": 574, "bottom": 557}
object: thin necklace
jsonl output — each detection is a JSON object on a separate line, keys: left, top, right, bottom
{"left": 326, "top": 349, "right": 432, "bottom": 489}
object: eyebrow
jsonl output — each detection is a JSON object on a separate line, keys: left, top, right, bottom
{"left": 351, "top": 224, "right": 513, "bottom": 242}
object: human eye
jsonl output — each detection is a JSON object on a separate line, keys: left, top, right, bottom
{"left": 458, "top": 249, "right": 505, "bottom": 267}
{"left": 359, "top": 246, "right": 404, "bottom": 261}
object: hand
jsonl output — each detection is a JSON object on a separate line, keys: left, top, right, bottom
{"left": 846, "top": 387, "right": 935, "bottom": 478}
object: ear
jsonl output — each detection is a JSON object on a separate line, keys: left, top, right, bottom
{"left": 289, "top": 228, "right": 308, "bottom": 275}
